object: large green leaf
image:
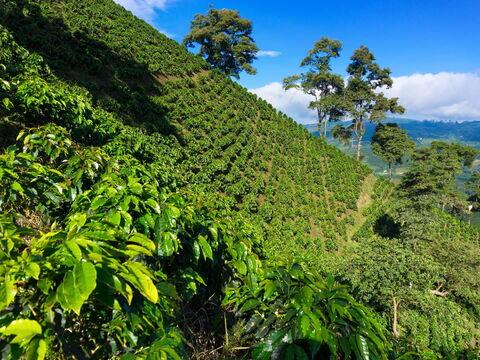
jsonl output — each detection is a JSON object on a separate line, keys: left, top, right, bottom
{"left": 123, "top": 262, "right": 158, "bottom": 303}
{"left": 0, "top": 319, "right": 41, "bottom": 344}
{"left": 56, "top": 262, "right": 97, "bottom": 315}
{"left": 355, "top": 334, "right": 370, "bottom": 360}
{"left": 0, "top": 273, "right": 17, "bottom": 309}
{"left": 198, "top": 235, "right": 213, "bottom": 260}
{"left": 24, "top": 262, "right": 41, "bottom": 280}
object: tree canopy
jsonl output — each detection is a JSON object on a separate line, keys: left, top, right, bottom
{"left": 466, "top": 170, "right": 480, "bottom": 208}
{"left": 371, "top": 123, "right": 415, "bottom": 179}
{"left": 183, "top": 8, "right": 258, "bottom": 78}
{"left": 338, "top": 46, "right": 405, "bottom": 160}
{"left": 283, "top": 37, "right": 345, "bottom": 138}
{"left": 400, "top": 141, "right": 479, "bottom": 209}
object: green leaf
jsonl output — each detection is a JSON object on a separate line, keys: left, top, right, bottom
{"left": 263, "top": 280, "right": 276, "bottom": 300}
{"left": 232, "top": 260, "right": 247, "bottom": 275}
{"left": 64, "top": 240, "right": 82, "bottom": 260}
{"left": 90, "top": 196, "right": 108, "bottom": 210}
{"left": 56, "top": 262, "right": 97, "bottom": 315}
{"left": 24, "top": 262, "right": 40, "bottom": 280}
{"left": 26, "top": 338, "right": 47, "bottom": 360}
{"left": 253, "top": 330, "right": 287, "bottom": 360}
{"left": 198, "top": 235, "right": 213, "bottom": 260}
{"left": 252, "top": 342, "right": 272, "bottom": 360}
{"left": 159, "top": 232, "right": 176, "bottom": 257}
{"left": 157, "top": 282, "right": 178, "bottom": 299}
{"left": 37, "top": 279, "right": 52, "bottom": 295}
{"left": 106, "top": 211, "right": 121, "bottom": 226}
{"left": 192, "top": 240, "right": 201, "bottom": 261}
{"left": 355, "top": 334, "right": 370, "bottom": 360}
{"left": 239, "top": 298, "right": 261, "bottom": 314}
{"left": 145, "top": 198, "right": 161, "bottom": 213}
{"left": 11, "top": 181, "right": 24, "bottom": 194}
{"left": 75, "top": 262, "right": 97, "bottom": 297}
{"left": 1, "top": 319, "right": 41, "bottom": 344}
{"left": 70, "top": 213, "right": 87, "bottom": 230}
{"left": 0, "top": 274, "right": 17, "bottom": 309}
{"left": 128, "top": 233, "right": 155, "bottom": 253}
{"left": 123, "top": 262, "right": 158, "bottom": 303}
{"left": 208, "top": 226, "right": 218, "bottom": 241}
{"left": 298, "top": 314, "right": 310, "bottom": 337}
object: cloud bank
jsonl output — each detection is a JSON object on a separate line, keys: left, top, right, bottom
{"left": 250, "top": 72, "right": 480, "bottom": 123}
{"left": 257, "top": 50, "right": 282, "bottom": 58}
{"left": 384, "top": 72, "right": 480, "bottom": 121}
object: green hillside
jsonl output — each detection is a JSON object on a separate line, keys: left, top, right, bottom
{"left": 1, "top": 1, "right": 479, "bottom": 359}
{"left": 0, "top": 0, "right": 371, "bottom": 260}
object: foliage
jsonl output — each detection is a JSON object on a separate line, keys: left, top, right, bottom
{"left": 0, "top": 20, "right": 389, "bottom": 359}
{"left": 400, "top": 141, "right": 479, "bottom": 211}
{"left": 1, "top": 1, "right": 480, "bottom": 358}
{"left": 0, "top": 0, "right": 372, "bottom": 269}
{"left": 183, "top": 8, "right": 258, "bottom": 78}
{"left": 371, "top": 123, "right": 415, "bottom": 179}
{"left": 466, "top": 170, "right": 480, "bottom": 209}
{"left": 283, "top": 37, "right": 345, "bottom": 138}
{"left": 226, "top": 263, "right": 388, "bottom": 359}
{"left": 0, "top": 124, "right": 389, "bottom": 359}
{"left": 334, "top": 46, "right": 405, "bottom": 160}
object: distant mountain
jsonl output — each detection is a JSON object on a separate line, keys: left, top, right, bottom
{"left": 305, "top": 118, "right": 480, "bottom": 145}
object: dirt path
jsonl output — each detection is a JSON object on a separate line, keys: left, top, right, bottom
{"left": 346, "top": 174, "right": 376, "bottom": 240}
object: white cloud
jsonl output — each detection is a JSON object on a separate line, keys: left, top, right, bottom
{"left": 384, "top": 72, "right": 480, "bottom": 121}
{"left": 250, "top": 72, "right": 480, "bottom": 124}
{"left": 113, "top": 0, "right": 172, "bottom": 21}
{"left": 113, "top": 0, "right": 175, "bottom": 37}
{"left": 257, "top": 50, "right": 282, "bottom": 58}
{"left": 250, "top": 82, "right": 316, "bottom": 124}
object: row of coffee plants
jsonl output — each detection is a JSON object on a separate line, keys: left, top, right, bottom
{"left": 0, "top": 0, "right": 371, "bottom": 264}
{"left": 0, "top": 25, "right": 389, "bottom": 359}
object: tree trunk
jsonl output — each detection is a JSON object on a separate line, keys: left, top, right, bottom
{"left": 388, "top": 163, "right": 393, "bottom": 180}
{"left": 355, "top": 133, "right": 363, "bottom": 161}
{"left": 324, "top": 119, "right": 328, "bottom": 138}
{"left": 316, "top": 107, "right": 326, "bottom": 139}
{"left": 354, "top": 118, "right": 364, "bottom": 161}
{"left": 392, "top": 297, "right": 400, "bottom": 338}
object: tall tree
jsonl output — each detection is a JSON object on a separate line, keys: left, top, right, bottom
{"left": 400, "top": 141, "right": 478, "bottom": 210}
{"left": 466, "top": 170, "right": 480, "bottom": 209}
{"left": 183, "top": 8, "right": 258, "bottom": 78}
{"left": 337, "top": 46, "right": 404, "bottom": 160}
{"left": 371, "top": 123, "right": 415, "bottom": 179}
{"left": 282, "top": 37, "right": 345, "bottom": 138}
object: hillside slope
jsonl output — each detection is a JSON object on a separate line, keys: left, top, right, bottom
{"left": 0, "top": 0, "right": 371, "bottom": 261}
{"left": 0, "top": 12, "right": 398, "bottom": 359}
{"left": 1, "top": 0, "right": 480, "bottom": 358}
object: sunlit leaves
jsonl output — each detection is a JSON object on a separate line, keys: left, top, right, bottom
{"left": 0, "top": 319, "right": 41, "bottom": 344}
{"left": 226, "top": 263, "right": 388, "bottom": 359}
{"left": 0, "top": 273, "right": 17, "bottom": 309}
{"left": 122, "top": 262, "right": 158, "bottom": 304}
{"left": 0, "top": 18, "right": 394, "bottom": 360}
{"left": 26, "top": 338, "right": 47, "bottom": 360}
{"left": 56, "top": 262, "right": 97, "bottom": 315}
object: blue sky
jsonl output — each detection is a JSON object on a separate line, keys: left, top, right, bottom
{"left": 114, "top": 0, "right": 480, "bottom": 122}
